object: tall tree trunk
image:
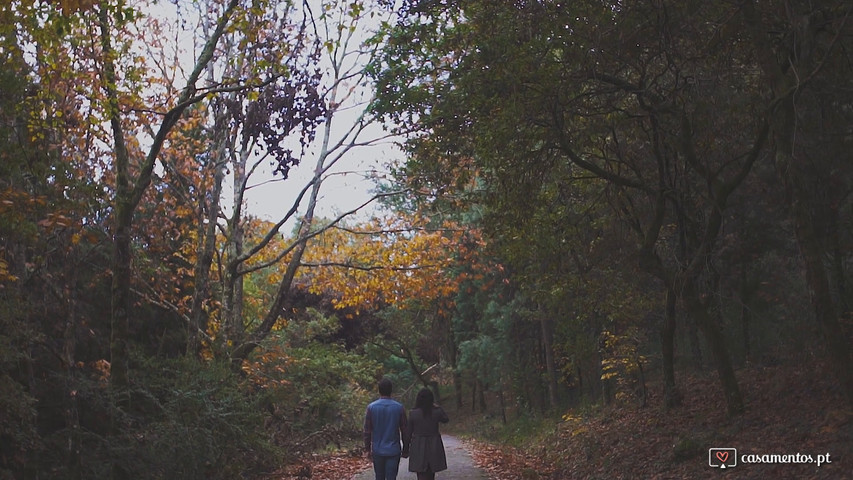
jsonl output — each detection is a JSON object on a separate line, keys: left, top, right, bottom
{"left": 446, "top": 327, "right": 463, "bottom": 409}
{"left": 63, "top": 271, "right": 81, "bottom": 480}
{"left": 661, "top": 286, "right": 682, "bottom": 408}
{"left": 575, "top": 364, "right": 584, "bottom": 401}
{"left": 187, "top": 45, "right": 238, "bottom": 355}
{"left": 498, "top": 386, "right": 507, "bottom": 425}
{"left": 636, "top": 196, "right": 683, "bottom": 408}
{"left": 188, "top": 117, "right": 227, "bottom": 356}
{"left": 477, "top": 379, "right": 487, "bottom": 412}
{"left": 188, "top": 162, "right": 223, "bottom": 355}
{"left": 786, "top": 159, "right": 853, "bottom": 403}
{"left": 224, "top": 149, "right": 248, "bottom": 346}
{"left": 741, "top": 298, "right": 751, "bottom": 365}
{"left": 739, "top": 271, "right": 755, "bottom": 365}
{"left": 453, "top": 370, "right": 464, "bottom": 409}
{"left": 635, "top": 358, "right": 647, "bottom": 407}
{"left": 684, "top": 281, "right": 744, "bottom": 415}
{"left": 687, "top": 316, "right": 704, "bottom": 370}
{"left": 97, "top": 15, "right": 132, "bottom": 479}
{"left": 540, "top": 314, "right": 559, "bottom": 409}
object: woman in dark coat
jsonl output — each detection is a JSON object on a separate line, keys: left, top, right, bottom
{"left": 405, "top": 388, "right": 449, "bottom": 480}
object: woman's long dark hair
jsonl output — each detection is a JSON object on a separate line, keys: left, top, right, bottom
{"left": 415, "top": 388, "right": 434, "bottom": 417}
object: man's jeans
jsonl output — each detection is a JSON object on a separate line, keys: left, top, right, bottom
{"left": 372, "top": 454, "right": 401, "bottom": 480}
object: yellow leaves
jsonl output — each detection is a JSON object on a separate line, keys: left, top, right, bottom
{"left": 600, "top": 356, "right": 623, "bottom": 381}
{"left": 599, "top": 328, "right": 647, "bottom": 403}
{"left": 561, "top": 412, "right": 582, "bottom": 423}
{"left": 296, "top": 213, "right": 468, "bottom": 312}
{"left": 560, "top": 412, "right": 589, "bottom": 438}
{"left": 0, "top": 257, "right": 18, "bottom": 283}
{"left": 174, "top": 205, "right": 194, "bottom": 218}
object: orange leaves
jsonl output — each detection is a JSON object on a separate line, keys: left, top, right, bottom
{"left": 298, "top": 214, "right": 469, "bottom": 312}
{"left": 468, "top": 438, "right": 554, "bottom": 480}
{"left": 37, "top": 212, "right": 74, "bottom": 229}
{"left": 241, "top": 343, "right": 292, "bottom": 389}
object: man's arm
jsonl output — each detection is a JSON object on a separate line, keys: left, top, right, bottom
{"left": 363, "top": 406, "right": 373, "bottom": 454}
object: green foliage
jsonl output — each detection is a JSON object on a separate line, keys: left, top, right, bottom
{"left": 0, "top": 293, "right": 39, "bottom": 477}
{"left": 284, "top": 342, "right": 377, "bottom": 429}
{"left": 129, "top": 358, "right": 278, "bottom": 479}
{"left": 672, "top": 435, "right": 706, "bottom": 462}
{"left": 460, "top": 407, "right": 559, "bottom": 450}
{"left": 32, "top": 358, "right": 279, "bottom": 480}
{"left": 251, "top": 310, "right": 380, "bottom": 453}
{"left": 457, "top": 299, "right": 512, "bottom": 389}
{"left": 373, "top": 353, "right": 417, "bottom": 390}
{"left": 371, "top": 0, "right": 853, "bottom": 415}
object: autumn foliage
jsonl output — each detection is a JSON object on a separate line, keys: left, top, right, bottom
{"left": 299, "top": 215, "right": 467, "bottom": 311}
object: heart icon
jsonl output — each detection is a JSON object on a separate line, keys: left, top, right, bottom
{"left": 716, "top": 451, "right": 729, "bottom": 463}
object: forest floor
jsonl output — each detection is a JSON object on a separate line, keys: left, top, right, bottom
{"left": 275, "top": 360, "right": 851, "bottom": 479}
{"left": 466, "top": 359, "right": 852, "bottom": 480}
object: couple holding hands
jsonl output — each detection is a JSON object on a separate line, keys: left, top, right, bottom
{"left": 363, "top": 378, "right": 448, "bottom": 480}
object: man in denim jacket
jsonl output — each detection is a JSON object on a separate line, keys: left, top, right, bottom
{"left": 363, "top": 378, "right": 410, "bottom": 480}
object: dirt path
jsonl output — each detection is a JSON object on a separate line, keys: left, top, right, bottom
{"left": 351, "top": 435, "right": 487, "bottom": 480}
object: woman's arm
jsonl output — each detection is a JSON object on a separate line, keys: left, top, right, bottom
{"left": 435, "top": 406, "right": 449, "bottom": 424}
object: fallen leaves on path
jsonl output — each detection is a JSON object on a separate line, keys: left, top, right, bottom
{"left": 467, "top": 438, "right": 554, "bottom": 479}
{"left": 273, "top": 451, "right": 368, "bottom": 480}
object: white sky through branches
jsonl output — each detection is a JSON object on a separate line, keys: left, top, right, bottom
{"left": 144, "top": 0, "right": 404, "bottom": 230}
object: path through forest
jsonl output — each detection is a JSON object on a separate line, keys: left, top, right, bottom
{"left": 351, "top": 435, "right": 487, "bottom": 480}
